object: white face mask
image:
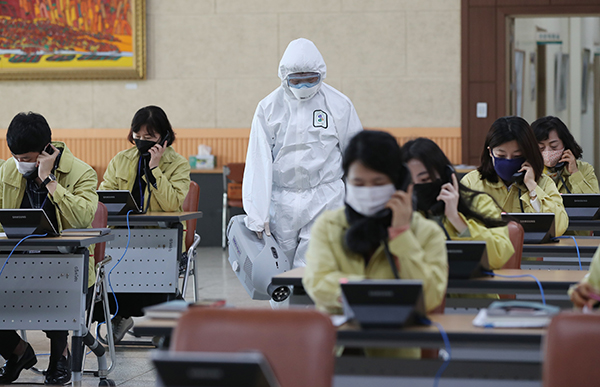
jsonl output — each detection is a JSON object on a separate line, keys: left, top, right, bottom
{"left": 290, "top": 83, "right": 320, "bottom": 100}
{"left": 345, "top": 183, "right": 396, "bottom": 217}
{"left": 15, "top": 159, "right": 37, "bottom": 176}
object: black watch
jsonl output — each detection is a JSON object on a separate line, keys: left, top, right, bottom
{"left": 41, "top": 173, "right": 57, "bottom": 188}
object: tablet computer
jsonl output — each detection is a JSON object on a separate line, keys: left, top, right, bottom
{"left": 97, "top": 190, "right": 142, "bottom": 215}
{"left": 0, "top": 208, "right": 60, "bottom": 238}
{"left": 501, "top": 213, "right": 555, "bottom": 244}
{"left": 341, "top": 280, "right": 426, "bottom": 329}
{"left": 446, "top": 240, "right": 491, "bottom": 279}
{"left": 152, "top": 351, "right": 281, "bottom": 387}
{"left": 561, "top": 194, "right": 600, "bottom": 220}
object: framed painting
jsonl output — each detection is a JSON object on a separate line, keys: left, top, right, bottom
{"left": 0, "top": 0, "right": 145, "bottom": 80}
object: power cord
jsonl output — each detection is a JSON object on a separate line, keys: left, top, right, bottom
{"left": 483, "top": 271, "right": 546, "bottom": 305}
{"left": 556, "top": 236, "right": 582, "bottom": 270}
{"left": 420, "top": 317, "right": 451, "bottom": 387}
{"left": 0, "top": 233, "right": 49, "bottom": 277}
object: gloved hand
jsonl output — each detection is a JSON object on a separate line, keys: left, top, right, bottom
{"left": 256, "top": 222, "right": 271, "bottom": 239}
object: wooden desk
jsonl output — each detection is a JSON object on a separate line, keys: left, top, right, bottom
{"left": 522, "top": 236, "right": 600, "bottom": 258}
{"left": 272, "top": 267, "right": 586, "bottom": 308}
{"left": 133, "top": 312, "right": 545, "bottom": 382}
{"left": 568, "top": 219, "right": 600, "bottom": 232}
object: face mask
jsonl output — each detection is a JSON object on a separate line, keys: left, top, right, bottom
{"left": 15, "top": 160, "right": 37, "bottom": 176}
{"left": 134, "top": 139, "right": 156, "bottom": 155}
{"left": 492, "top": 155, "right": 525, "bottom": 182}
{"left": 413, "top": 180, "right": 444, "bottom": 214}
{"left": 345, "top": 183, "right": 396, "bottom": 217}
{"left": 289, "top": 84, "right": 320, "bottom": 100}
{"left": 542, "top": 148, "right": 564, "bottom": 168}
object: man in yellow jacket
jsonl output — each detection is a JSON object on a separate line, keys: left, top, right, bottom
{"left": 0, "top": 112, "right": 98, "bottom": 385}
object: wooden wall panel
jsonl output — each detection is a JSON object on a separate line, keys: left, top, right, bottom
{"left": 468, "top": 83, "right": 497, "bottom": 166}
{"left": 497, "top": 0, "right": 549, "bottom": 5}
{"left": 0, "top": 128, "right": 462, "bottom": 182}
{"left": 468, "top": 7, "right": 497, "bottom": 82}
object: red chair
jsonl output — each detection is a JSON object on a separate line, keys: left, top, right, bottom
{"left": 171, "top": 308, "right": 337, "bottom": 387}
{"left": 543, "top": 312, "right": 600, "bottom": 387}
{"left": 222, "top": 163, "right": 245, "bottom": 249}
{"left": 503, "top": 221, "right": 524, "bottom": 269}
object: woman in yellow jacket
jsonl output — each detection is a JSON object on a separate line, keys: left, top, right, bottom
{"left": 569, "top": 246, "right": 600, "bottom": 308}
{"left": 97, "top": 105, "right": 190, "bottom": 343}
{"left": 303, "top": 131, "right": 448, "bottom": 358}
{"left": 402, "top": 138, "right": 513, "bottom": 269}
{"left": 461, "top": 116, "right": 568, "bottom": 236}
{"left": 532, "top": 116, "right": 599, "bottom": 195}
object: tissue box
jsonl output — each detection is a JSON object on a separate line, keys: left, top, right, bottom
{"left": 195, "top": 155, "right": 215, "bottom": 169}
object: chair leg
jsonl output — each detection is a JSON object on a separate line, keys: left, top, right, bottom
{"left": 222, "top": 193, "right": 228, "bottom": 249}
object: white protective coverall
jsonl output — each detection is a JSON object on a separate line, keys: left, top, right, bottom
{"left": 242, "top": 38, "right": 363, "bottom": 268}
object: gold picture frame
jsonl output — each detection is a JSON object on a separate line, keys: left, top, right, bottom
{"left": 0, "top": 0, "right": 146, "bottom": 80}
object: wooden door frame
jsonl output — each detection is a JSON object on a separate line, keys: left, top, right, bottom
{"left": 461, "top": 0, "right": 600, "bottom": 165}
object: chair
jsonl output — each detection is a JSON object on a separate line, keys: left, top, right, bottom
{"left": 181, "top": 181, "right": 201, "bottom": 301}
{"left": 170, "top": 308, "right": 337, "bottom": 387}
{"left": 503, "top": 221, "right": 524, "bottom": 269}
{"left": 84, "top": 202, "right": 117, "bottom": 375}
{"left": 543, "top": 312, "right": 600, "bottom": 387}
{"left": 222, "top": 163, "right": 245, "bottom": 249}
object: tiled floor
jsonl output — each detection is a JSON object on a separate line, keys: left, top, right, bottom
{"left": 6, "top": 247, "right": 270, "bottom": 386}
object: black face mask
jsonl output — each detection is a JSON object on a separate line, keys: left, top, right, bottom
{"left": 413, "top": 180, "right": 445, "bottom": 216}
{"left": 134, "top": 139, "right": 157, "bottom": 155}
{"left": 344, "top": 205, "right": 392, "bottom": 257}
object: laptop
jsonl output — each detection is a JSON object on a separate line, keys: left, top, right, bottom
{"left": 561, "top": 194, "right": 600, "bottom": 220}
{"left": 341, "top": 280, "right": 426, "bottom": 329}
{"left": 0, "top": 209, "right": 60, "bottom": 238}
{"left": 446, "top": 240, "right": 491, "bottom": 279}
{"left": 502, "top": 213, "right": 555, "bottom": 244}
{"left": 97, "top": 190, "right": 142, "bottom": 215}
{"left": 152, "top": 351, "right": 281, "bottom": 387}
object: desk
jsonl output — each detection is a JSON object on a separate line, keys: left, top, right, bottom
{"left": 272, "top": 268, "right": 586, "bottom": 308}
{"left": 104, "top": 212, "right": 202, "bottom": 294}
{"left": 522, "top": 237, "right": 599, "bottom": 258}
{"left": 567, "top": 219, "right": 600, "bottom": 232}
{"left": 134, "top": 313, "right": 545, "bottom": 383}
{"left": 0, "top": 235, "right": 114, "bottom": 386}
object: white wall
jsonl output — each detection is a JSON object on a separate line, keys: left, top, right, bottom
{"left": 0, "top": 0, "right": 461, "bottom": 130}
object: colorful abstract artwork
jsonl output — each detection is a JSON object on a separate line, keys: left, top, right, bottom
{"left": 0, "top": 0, "right": 145, "bottom": 79}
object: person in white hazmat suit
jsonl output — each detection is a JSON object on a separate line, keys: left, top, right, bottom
{"left": 242, "top": 38, "right": 363, "bottom": 270}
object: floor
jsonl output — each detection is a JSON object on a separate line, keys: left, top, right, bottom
{"left": 6, "top": 247, "right": 269, "bottom": 386}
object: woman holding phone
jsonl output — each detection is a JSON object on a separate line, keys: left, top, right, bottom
{"left": 461, "top": 116, "right": 568, "bottom": 236}
{"left": 302, "top": 131, "right": 447, "bottom": 314}
{"left": 402, "top": 137, "right": 513, "bottom": 269}
{"left": 96, "top": 105, "right": 190, "bottom": 343}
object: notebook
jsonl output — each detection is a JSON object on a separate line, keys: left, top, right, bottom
{"left": 97, "top": 190, "right": 142, "bottom": 215}
{"left": 502, "top": 213, "right": 555, "bottom": 244}
{"left": 561, "top": 194, "right": 600, "bottom": 220}
{"left": 446, "top": 240, "right": 491, "bottom": 279}
{"left": 341, "top": 280, "right": 426, "bottom": 329}
{"left": 0, "top": 208, "right": 59, "bottom": 238}
{"left": 152, "top": 351, "right": 281, "bottom": 387}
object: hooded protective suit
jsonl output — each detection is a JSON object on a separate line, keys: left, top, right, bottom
{"left": 242, "top": 38, "right": 363, "bottom": 268}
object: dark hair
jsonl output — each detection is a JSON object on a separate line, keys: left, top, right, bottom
{"left": 402, "top": 138, "right": 506, "bottom": 228}
{"left": 342, "top": 130, "right": 408, "bottom": 190}
{"left": 478, "top": 116, "right": 543, "bottom": 183}
{"left": 532, "top": 116, "right": 583, "bottom": 159}
{"left": 7, "top": 112, "right": 52, "bottom": 155}
{"left": 127, "top": 105, "right": 175, "bottom": 146}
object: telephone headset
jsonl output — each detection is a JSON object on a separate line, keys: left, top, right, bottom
{"left": 139, "top": 132, "right": 171, "bottom": 212}
{"left": 429, "top": 165, "right": 456, "bottom": 215}
{"left": 511, "top": 161, "right": 566, "bottom": 185}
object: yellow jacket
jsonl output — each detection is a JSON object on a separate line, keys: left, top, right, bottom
{"left": 303, "top": 208, "right": 448, "bottom": 315}
{"left": 550, "top": 160, "right": 599, "bottom": 194}
{"left": 461, "top": 171, "right": 569, "bottom": 236}
{"left": 0, "top": 142, "right": 98, "bottom": 287}
{"left": 441, "top": 193, "right": 514, "bottom": 269}
{"left": 99, "top": 146, "right": 190, "bottom": 212}
{"left": 568, "top": 246, "right": 600, "bottom": 299}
